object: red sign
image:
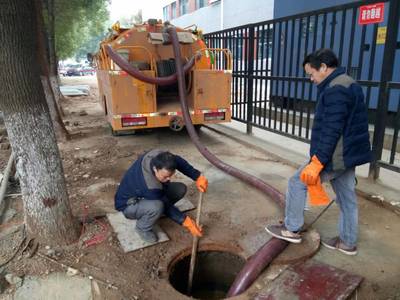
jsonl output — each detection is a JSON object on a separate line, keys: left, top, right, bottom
{"left": 358, "top": 3, "right": 385, "bottom": 25}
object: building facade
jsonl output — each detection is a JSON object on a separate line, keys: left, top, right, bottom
{"left": 163, "top": 0, "right": 274, "bottom": 33}
{"left": 273, "top": 0, "right": 360, "bottom": 18}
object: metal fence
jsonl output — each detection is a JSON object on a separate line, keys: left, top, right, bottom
{"left": 204, "top": 0, "right": 400, "bottom": 178}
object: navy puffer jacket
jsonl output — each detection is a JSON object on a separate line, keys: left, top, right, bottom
{"left": 114, "top": 149, "right": 201, "bottom": 224}
{"left": 310, "top": 67, "right": 372, "bottom": 171}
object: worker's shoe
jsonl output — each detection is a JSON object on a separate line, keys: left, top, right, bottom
{"left": 265, "top": 224, "right": 302, "bottom": 244}
{"left": 135, "top": 227, "right": 158, "bottom": 243}
{"left": 321, "top": 236, "right": 357, "bottom": 256}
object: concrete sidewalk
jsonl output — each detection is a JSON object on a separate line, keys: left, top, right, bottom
{"left": 208, "top": 121, "right": 400, "bottom": 216}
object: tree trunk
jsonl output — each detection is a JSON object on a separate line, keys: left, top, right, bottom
{"left": 0, "top": 0, "right": 79, "bottom": 245}
{"left": 35, "top": 0, "right": 69, "bottom": 140}
{"left": 46, "top": 0, "right": 58, "bottom": 77}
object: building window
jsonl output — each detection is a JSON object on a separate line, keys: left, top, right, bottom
{"left": 180, "top": 0, "right": 188, "bottom": 15}
{"left": 196, "top": 0, "right": 206, "bottom": 9}
{"left": 171, "top": 2, "right": 177, "bottom": 19}
{"left": 163, "top": 6, "right": 169, "bottom": 21}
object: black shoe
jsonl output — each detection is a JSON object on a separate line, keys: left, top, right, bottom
{"left": 265, "top": 224, "right": 302, "bottom": 243}
{"left": 135, "top": 227, "right": 158, "bottom": 243}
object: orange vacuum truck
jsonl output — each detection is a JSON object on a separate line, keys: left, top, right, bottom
{"left": 94, "top": 20, "right": 232, "bottom": 135}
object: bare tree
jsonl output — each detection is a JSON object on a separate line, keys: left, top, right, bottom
{"left": 0, "top": 0, "right": 79, "bottom": 245}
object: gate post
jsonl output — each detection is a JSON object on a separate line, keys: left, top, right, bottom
{"left": 246, "top": 26, "right": 255, "bottom": 134}
{"left": 369, "top": 0, "right": 400, "bottom": 180}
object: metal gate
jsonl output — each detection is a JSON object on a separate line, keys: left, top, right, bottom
{"left": 204, "top": 0, "right": 400, "bottom": 178}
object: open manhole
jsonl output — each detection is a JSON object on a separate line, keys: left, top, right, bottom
{"left": 168, "top": 248, "right": 246, "bottom": 299}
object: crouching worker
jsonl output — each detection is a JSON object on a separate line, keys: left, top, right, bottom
{"left": 115, "top": 149, "right": 208, "bottom": 243}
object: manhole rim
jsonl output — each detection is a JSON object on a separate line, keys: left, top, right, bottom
{"left": 167, "top": 242, "right": 245, "bottom": 274}
{"left": 166, "top": 242, "right": 246, "bottom": 300}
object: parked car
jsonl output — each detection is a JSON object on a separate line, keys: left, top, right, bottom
{"left": 66, "top": 64, "right": 96, "bottom": 76}
{"left": 79, "top": 65, "right": 96, "bottom": 76}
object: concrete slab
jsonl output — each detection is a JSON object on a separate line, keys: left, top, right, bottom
{"left": 239, "top": 228, "right": 320, "bottom": 264}
{"left": 255, "top": 259, "right": 363, "bottom": 300}
{"left": 274, "top": 229, "right": 320, "bottom": 265}
{"left": 14, "top": 273, "right": 92, "bottom": 300}
{"left": 239, "top": 229, "right": 273, "bottom": 259}
{"left": 60, "top": 85, "right": 90, "bottom": 96}
{"left": 107, "top": 212, "right": 169, "bottom": 253}
{"left": 174, "top": 198, "right": 195, "bottom": 212}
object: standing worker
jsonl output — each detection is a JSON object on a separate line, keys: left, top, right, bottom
{"left": 266, "top": 48, "right": 371, "bottom": 255}
{"left": 115, "top": 149, "right": 208, "bottom": 243}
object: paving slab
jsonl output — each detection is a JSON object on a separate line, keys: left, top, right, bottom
{"left": 106, "top": 198, "right": 194, "bottom": 252}
{"left": 107, "top": 212, "right": 169, "bottom": 252}
{"left": 239, "top": 228, "right": 273, "bottom": 259}
{"left": 255, "top": 259, "right": 363, "bottom": 300}
{"left": 174, "top": 197, "right": 195, "bottom": 212}
{"left": 13, "top": 273, "right": 92, "bottom": 300}
{"left": 273, "top": 229, "right": 320, "bottom": 265}
{"left": 60, "top": 85, "right": 90, "bottom": 96}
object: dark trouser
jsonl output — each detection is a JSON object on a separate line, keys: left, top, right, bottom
{"left": 123, "top": 182, "right": 187, "bottom": 232}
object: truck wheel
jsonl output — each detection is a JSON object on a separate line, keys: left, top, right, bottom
{"left": 169, "top": 116, "right": 185, "bottom": 131}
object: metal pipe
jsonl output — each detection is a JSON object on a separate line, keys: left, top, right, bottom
{"left": 105, "top": 45, "right": 200, "bottom": 86}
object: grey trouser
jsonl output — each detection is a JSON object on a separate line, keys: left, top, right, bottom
{"left": 122, "top": 182, "right": 186, "bottom": 232}
{"left": 285, "top": 162, "right": 358, "bottom": 247}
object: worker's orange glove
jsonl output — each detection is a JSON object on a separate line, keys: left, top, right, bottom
{"left": 182, "top": 216, "right": 203, "bottom": 237}
{"left": 300, "top": 155, "right": 324, "bottom": 185}
{"left": 196, "top": 175, "right": 208, "bottom": 193}
{"left": 307, "top": 177, "right": 330, "bottom": 206}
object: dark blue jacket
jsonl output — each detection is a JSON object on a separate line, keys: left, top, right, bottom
{"left": 311, "top": 67, "right": 372, "bottom": 171}
{"left": 114, "top": 149, "right": 201, "bottom": 224}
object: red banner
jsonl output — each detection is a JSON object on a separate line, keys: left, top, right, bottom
{"left": 358, "top": 3, "right": 385, "bottom": 25}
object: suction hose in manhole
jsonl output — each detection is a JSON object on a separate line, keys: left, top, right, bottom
{"left": 169, "top": 250, "right": 245, "bottom": 299}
